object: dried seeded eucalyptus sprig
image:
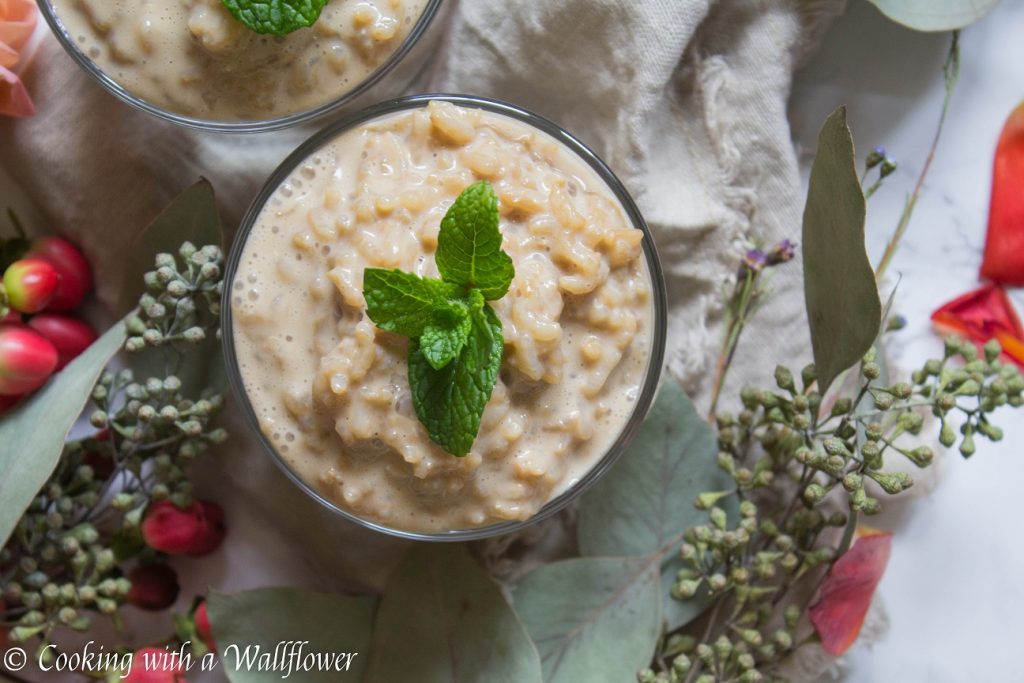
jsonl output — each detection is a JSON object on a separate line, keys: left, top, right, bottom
{"left": 0, "top": 244, "right": 227, "bottom": 662}
{"left": 126, "top": 242, "right": 224, "bottom": 353}
{"left": 640, "top": 335, "right": 1023, "bottom": 683}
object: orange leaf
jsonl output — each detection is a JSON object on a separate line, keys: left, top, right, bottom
{"left": 809, "top": 530, "right": 892, "bottom": 656}
{"left": 981, "top": 102, "right": 1024, "bottom": 285}
{"left": 931, "top": 283, "right": 1024, "bottom": 368}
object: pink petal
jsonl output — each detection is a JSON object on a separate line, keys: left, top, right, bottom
{"left": 0, "top": 40, "right": 16, "bottom": 68}
{"left": 0, "top": 0, "right": 36, "bottom": 52}
{"left": 809, "top": 529, "right": 893, "bottom": 656}
{"left": 0, "top": 63, "right": 34, "bottom": 117}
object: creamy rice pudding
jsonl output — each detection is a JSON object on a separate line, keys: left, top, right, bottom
{"left": 48, "top": 0, "right": 428, "bottom": 121}
{"left": 230, "top": 100, "right": 658, "bottom": 532}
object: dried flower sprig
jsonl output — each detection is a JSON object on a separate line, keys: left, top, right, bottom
{"left": 708, "top": 240, "right": 796, "bottom": 418}
{"left": 0, "top": 244, "right": 228, "bottom": 664}
{"left": 640, "top": 333, "right": 1023, "bottom": 683}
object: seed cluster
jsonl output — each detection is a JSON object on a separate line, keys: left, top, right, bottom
{"left": 642, "top": 337, "right": 1023, "bottom": 683}
{"left": 0, "top": 245, "right": 227, "bottom": 663}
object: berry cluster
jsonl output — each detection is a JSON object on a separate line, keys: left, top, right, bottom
{"left": 0, "top": 212, "right": 96, "bottom": 408}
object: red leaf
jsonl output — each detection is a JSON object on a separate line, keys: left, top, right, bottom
{"left": 931, "top": 282, "right": 1024, "bottom": 367}
{"left": 810, "top": 529, "right": 893, "bottom": 656}
{"left": 982, "top": 102, "right": 1024, "bottom": 285}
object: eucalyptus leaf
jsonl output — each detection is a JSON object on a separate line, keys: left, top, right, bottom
{"left": 207, "top": 588, "right": 374, "bottom": 683}
{"left": 514, "top": 557, "right": 661, "bottom": 683}
{"left": 0, "top": 321, "right": 126, "bottom": 545}
{"left": 577, "top": 380, "right": 733, "bottom": 629}
{"left": 118, "top": 180, "right": 225, "bottom": 393}
{"left": 118, "top": 180, "right": 223, "bottom": 314}
{"left": 364, "top": 544, "right": 542, "bottom": 683}
{"left": 802, "top": 107, "right": 882, "bottom": 395}
{"left": 867, "top": 0, "right": 998, "bottom": 32}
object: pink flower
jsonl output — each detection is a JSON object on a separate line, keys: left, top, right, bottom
{"left": 0, "top": 0, "right": 37, "bottom": 118}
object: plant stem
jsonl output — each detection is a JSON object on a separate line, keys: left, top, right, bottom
{"left": 709, "top": 272, "right": 759, "bottom": 421}
{"left": 875, "top": 31, "right": 960, "bottom": 281}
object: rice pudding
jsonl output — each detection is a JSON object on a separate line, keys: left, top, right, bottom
{"left": 229, "top": 100, "right": 659, "bottom": 532}
{"left": 48, "top": 0, "right": 429, "bottom": 121}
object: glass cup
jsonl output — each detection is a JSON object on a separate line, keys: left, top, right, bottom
{"left": 36, "top": 0, "right": 450, "bottom": 132}
{"left": 222, "top": 94, "right": 669, "bottom": 540}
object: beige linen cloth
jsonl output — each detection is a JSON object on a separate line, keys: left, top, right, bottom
{"left": 1, "top": 0, "right": 845, "bottom": 678}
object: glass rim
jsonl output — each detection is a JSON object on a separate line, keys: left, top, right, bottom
{"left": 221, "top": 93, "right": 669, "bottom": 541}
{"left": 36, "top": 0, "right": 446, "bottom": 133}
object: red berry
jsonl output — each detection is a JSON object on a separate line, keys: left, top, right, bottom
{"left": 0, "top": 325, "right": 58, "bottom": 395}
{"left": 141, "top": 500, "right": 226, "bottom": 557}
{"left": 0, "top": 308, "right": 20, "bottom": 325}
{"left": 127, "top": 563, "right": 180, "bottom": 611}
{"left": 123, "top": 648, "right": 186, "bottom": 683}
{"left": 27, "top": 236, "right": 93, "bottom": 310}
{"left": 27, "top": 313, "right": 97, "bottom": 370}
{"left": 194, "top": 600, "right": 217, "bottom": 652}
{"left": 3, "top": 259, "right": 58, "bottom": 314}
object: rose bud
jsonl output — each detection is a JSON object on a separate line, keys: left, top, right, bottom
{"left": 27, "top": 236, "right": 93, "bottom": 310}
{"left": 27, "top": 313, "right": 97, "bottom": 369}
{"left": 142, "top": 500, "right": 226, "bottom": 557}
{"left": 3, "top": 258, "right": 58, "bottom": 313}
{"left": 127, "top": 563, "right": 180, "bottom": 611}
{"left": 123, "top": 647, "right": 185, "bottom": 683}
{"left": 194, "top": 600, "right": 216, "bottom": 652}
{"left": 0, "top": 324, "right": 58, "bottom": 395}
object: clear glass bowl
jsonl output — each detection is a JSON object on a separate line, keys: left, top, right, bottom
{"left": 222, "top": 94, "right": 669, "bottom": 540}
{"left": 36, "top": 0, "right": 449, "bottom": 133}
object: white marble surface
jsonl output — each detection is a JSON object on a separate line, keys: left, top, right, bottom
{"left": 791, "top": 1, "right": 1024, "bottom": 681}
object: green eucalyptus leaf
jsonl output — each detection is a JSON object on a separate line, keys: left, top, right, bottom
{"left": 513, "top": 557, "right": 661, "bottom": 683}
{"left": 0, "top": 320, "right": 126, "bottom": 545}
{"left": 119, "top": 180, "right": 225, "bottom": 393}
{"left": 365, "top": 544, "right": 543, "bottom": 683}
{"left": 577, "top": 380, "right": 733, "bottom": 629}
{"left": 119, "top": 179, "right": 223, "bottom": 314}
{"left": 207, "top": 587, "right": 374, "bottom": 683}
{"left": 802, "top": 107, "right": 882, "bottom": 395}
{"left": 867, "top": 0, "right": 998, "bottom": 31}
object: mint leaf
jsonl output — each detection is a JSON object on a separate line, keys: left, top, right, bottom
{"left": 420, "top": 304, "right": 472, "bottom": 370}
{"left": 409, "top": 298, "right": 503, "bottom": 457}
{"left": 436, "top": 181, "right": 515, "bottom": 300}
{"left": 222, "top": 0, "right": 328, "bottom": 35}
{"left": 363, "top": 268, "right": 462, "bottom": 338}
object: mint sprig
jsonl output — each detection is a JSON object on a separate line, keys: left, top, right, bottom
{"left": 221, "top": 0, "right": 328, "bottom": 36}
{"left": 363, "top": 181, "right": 514, "bottom": 456}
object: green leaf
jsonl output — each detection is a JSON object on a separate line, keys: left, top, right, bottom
{"left": 0, "top": 320, "right": 126, "bottom": 545}
{"left": 118, "top": 181, "right": 224, "bottom": 395}
{"left": 207, "top": 587, "right": 374, "bottom": 683}
{"left": 435, "top": 181, "right": 515, "bottom": 300}
{"left": 577, "top": 380, "right": 734, "bottom": 630}
{"left": 802, "top": 107, "right": 882, "bottom": 395}
{"left": 118, "top": 180, "right": 222, "bottom": 315}
{"left": 867, "top": 0, "right": 997, "bottom": 31}
{"left": 221, "top": 0, "right": 329, "bottom": 35}
{"left": 514, "top": 556, "right": 661, "bottom": 683}
{"left": 365, "top": 545, "right": 543, "bottom": 683}
{"left": 409, "top": 296, "right": 503, "bottom": 456}
{"left": 420, "top": 304, "right": 472, "bottom": 370}
{"left": 363, "top": 268, "right": 462, "bottom": 338}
